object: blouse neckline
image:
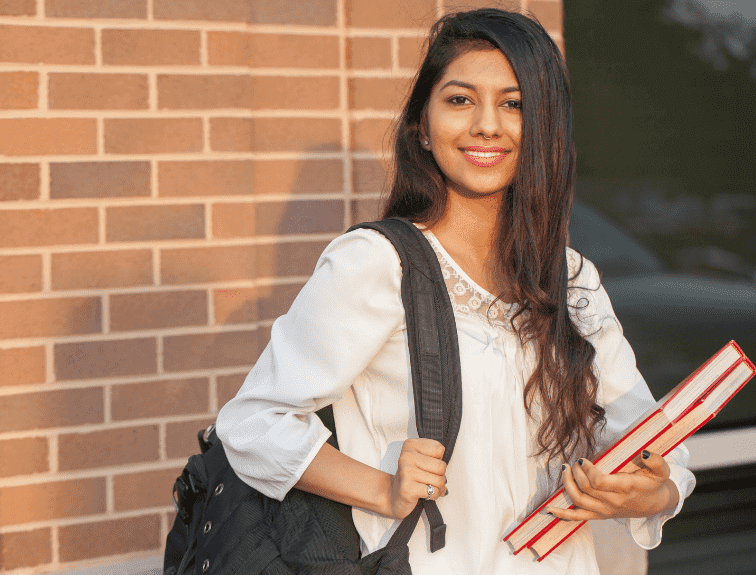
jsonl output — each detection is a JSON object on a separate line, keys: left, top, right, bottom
{"left": 418, "top": 226, "right": 496, "bottom": 300}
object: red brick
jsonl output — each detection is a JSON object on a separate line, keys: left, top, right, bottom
{"left": 256, "top": 240, "right": 330, "bottom": 278}
{"left": 0, "top": 25, "right": 94, "bottom": 64}
{"left": 0, "top": 254, "right": 42, "bottom": 294}
{"left": 58, "top": 425, "right": 159, "bottom": 471}
{"left": 110, "top": 290, "right": 207, "bottom": 332}
{"left": 166, "top": 418, "right": 216, "bottom": 458}
{"left": 113, "top": 467, "right": 182, "bottom": 511}
{"left": 347, "top": 0, "right": 436, "bottom": 28}
{"left": 105, "top": 118, "right": 203, "bottom": 154}
{"left": 351, "top": 118, "right": 394, "bottom": 153}
{"left": 164, "top": 331, "right": 257, "bottom": 371}
{"left": 353, "top": 159, "right": 389, "bottom": 194}
{"left": 47, "top": 0, "right": 147, "bottom": 18}
{"left": 216, "top": 372, "right": 246, "bottom": 407}
{"left": 252, "top": 76, "right": 339, "bottom": 110}
{"left": 352, "top": 197, "right": 382, "bottom": 224}
{"left": 59, "top": 515, "right": 160, "bottom": 562}
{"left": 106, "top": 204, "right": 205, "bottom": 242}
{"left": 0, "top": 163, "right": 39, "bottom": 201}
{"left": 0, "top": 297, "right": 101, "bottom": 339}
{"left": 156, "top": 0, "right": 337, "bottom": 26}
{"left": 0, "top": 437, "right": 49, "bottom": 478}
{"left": 398, "top": 36, "right": 426, "bottom": 69}
{"left": 0, "top": 347, "right": 45, "bottom": 387}
{"left": 159, "top": 159, "right": 343, "bottom": 197}
{"left": 52, "top": 249, "right": 152, "bottom": 290}
{"left": 54, "top": 338, "right": 156, "bottom": 381}
{"left": 154, "top": 0, "right": 252, "bottom": 22}
{"left": 0, "top": 71, "right": 37, "bottom": 109}
{"left": 208, "top": 32, "right": 339, "bottom": 68}
{"left": 0, "top": 0, "right": 35, "bottom": 15}
{"left": 0, "top": 528, "right": 51, "bottom": 571}
{"left": 49, "top": 73, "right": 148, "bottom": 110}
{"left": 50, "top": 161, "right": 150, "bottom": 199}
{"left": 0, "top": 478, "right": 105, "bottom": 526}
{"left": 347, "top": 37, "right": 391, "bottom": 69}
{"left": 213, "top": 200, "right": 344, "bottom": 238}
{"left": 102, "top": 29, "right": 200, "bottom": 66}
{"left": 0, "top": 208, "right": 97, "bottom": 248}
{"left": 0, "top": 118, "right": 96, "bottom": 156}
{"left": 111, "top": 377, "right": 209, "bottom": 420}
{"left": 211, "top": 118, "right": 342, "bottom": 153}
{"left": 349, "top": 77, "right": 411, "bottom": 111}
{"left": 214, "top": 282, "right": 303, "bottom": 326}
{"left": 161, "top": 245, "right": 255, "bottom": 285}
{"left": 158, "top": 74, "right": 252, "bottom": 110}
{"left": 529, "top": 1, "right": 563, "bottom": 32}
{"left": 0, "top": 388, "right": 103, "bottom": 433}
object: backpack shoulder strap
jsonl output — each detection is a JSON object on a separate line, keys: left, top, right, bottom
{"left": 347, "top": 217, "right": 463, "bottom": 552}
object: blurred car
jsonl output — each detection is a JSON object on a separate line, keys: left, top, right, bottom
{"left": 568, "top": 201, "right": 756, "bottom": 575}
{"left": 569, "top": 200, "right": 756, "bottom": 429}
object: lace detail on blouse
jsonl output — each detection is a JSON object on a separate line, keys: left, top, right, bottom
{"left": 423, "top": 232, "right": 516, "bottom": 328}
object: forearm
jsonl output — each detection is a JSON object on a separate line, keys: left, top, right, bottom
{"left": 295, "top": 442, "right": 394, "bottom": 518}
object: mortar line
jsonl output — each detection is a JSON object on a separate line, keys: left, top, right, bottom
{"left": 94, "top": 27, "right": 102, "bottom": 67}
{"left": 38, "top": 69, "right": 48, "bottom": 110}
{"left": 39, "top": 160, "right": 50, "bottom": 200}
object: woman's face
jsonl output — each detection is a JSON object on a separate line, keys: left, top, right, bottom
{"left": 421, "top": 48, "right": 522, "bottom": 199}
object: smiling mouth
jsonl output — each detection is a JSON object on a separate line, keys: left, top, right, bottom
{"left": 462, "top": 148, "right": 508, "bottom": 167}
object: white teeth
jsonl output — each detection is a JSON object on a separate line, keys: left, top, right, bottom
{"left": 466, "top": 151, "right": 503, "bottom": 158}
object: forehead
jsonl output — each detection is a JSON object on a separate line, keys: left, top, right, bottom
{"left": 435, "top": 48, "right": 518, "bottom": 90}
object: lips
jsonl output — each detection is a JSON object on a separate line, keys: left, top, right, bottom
{"left": 462, "top": 147, "right": 508, "bottom": 167}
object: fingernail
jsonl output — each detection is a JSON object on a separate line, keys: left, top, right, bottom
{"left": 561, "top": 463, "right": 567, "bottom": 471}
{"left": 445, "top": 488, "right": 450, "bottom": 496}
{"left": 578, "top": 458, "right": 584, "bottom": 466}
{"left": 546, "top": 512, "right": 554, "bottom": 516}
{"left": 642, "top": 450, "right": 650, "bottom": 460}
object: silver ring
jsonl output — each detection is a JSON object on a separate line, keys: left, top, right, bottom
{"left": 426, "top": 484, "right": 435, "bottom": 500}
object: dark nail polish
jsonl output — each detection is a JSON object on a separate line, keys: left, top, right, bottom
{"left": 642, "top": 450, "right": 650, "bottom": 460}
{"left": 547, "top": 512, "right": 554, "bottom": 516}
{"left": 561, "top": 463, "right": 567, "bottom": 471}
{"left": 578, "top": 458, "right": 584, "bottom": 466}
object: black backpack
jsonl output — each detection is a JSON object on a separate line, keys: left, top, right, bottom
{"left": 164, "top": 218, "right": 463, "bottom": 575}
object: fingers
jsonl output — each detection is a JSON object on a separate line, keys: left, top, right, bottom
{"left": 400, "top": 438, "right": 447, "bottom": 476}
{"left": 559, "top": 462, "right": 614, "bottom": 518}
{"left": 638, "top": 450, "right": 671, "bottom": 479}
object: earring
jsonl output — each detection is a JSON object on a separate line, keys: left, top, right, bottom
{"left": 423, "top": 139, "right": 429, "bottom": 146}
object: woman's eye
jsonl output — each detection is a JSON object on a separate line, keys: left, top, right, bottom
{"left": 502, "top": 99, "right": 522, "bottom": 110}
{"left": 448, "top": 95, "right": 471, "bottom": 105}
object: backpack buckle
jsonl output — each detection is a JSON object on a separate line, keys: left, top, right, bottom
{"left": 173, "top": 468, "right": 201, "bottom": 525}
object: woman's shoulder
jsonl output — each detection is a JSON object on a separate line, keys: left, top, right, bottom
{"left": 566, "top": 246, "right": 601, "bottom": 291}
{"left": 312, "top": 226, "right": 403, "bottom": 293}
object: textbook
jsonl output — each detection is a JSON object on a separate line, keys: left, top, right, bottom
{"left": 503, "top": 341, "right": 755, "bottom": 560}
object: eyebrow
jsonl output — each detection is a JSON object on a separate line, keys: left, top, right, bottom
{"left": 439, "top": 80, "right": 520, "bottom": 93}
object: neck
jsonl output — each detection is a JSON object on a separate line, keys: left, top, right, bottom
{"left": 432, "top": 188, "right": 502, "bottom": 256}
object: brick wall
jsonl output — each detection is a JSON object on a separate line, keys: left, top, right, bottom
{"left": 0, "top": 0, "right": 563, "bottom": 572}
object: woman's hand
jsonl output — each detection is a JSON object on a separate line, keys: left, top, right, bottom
{"left": 546, "top": 451, "right": 679, "bottom": 521}
{"left": 387, "top": 438, "right": 449, "bottom": 519}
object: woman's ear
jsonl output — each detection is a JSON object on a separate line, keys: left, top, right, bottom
{"left": 419, "top": 116, "right": 431, "bottom": 149}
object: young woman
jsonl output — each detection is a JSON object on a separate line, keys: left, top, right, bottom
{"left": 216, "top": 8, "right": 694, "bottom": 574}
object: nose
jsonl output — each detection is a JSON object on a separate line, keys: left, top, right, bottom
{"left": 470, "top": 100, "right": 503, "bottom": 139}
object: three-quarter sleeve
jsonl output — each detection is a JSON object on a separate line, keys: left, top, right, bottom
{"left": 568, "top": 250, "right": 696, "bottom": 549}
{"left": 215, "top": 228, "right": 404, "bottom": 501}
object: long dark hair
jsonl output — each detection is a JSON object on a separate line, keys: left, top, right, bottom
{"left": 383, "top": 8, "right": 605, "bottom": 464}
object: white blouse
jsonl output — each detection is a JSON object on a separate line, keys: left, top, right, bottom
{"left": 216, "top": 227, "right": 695, "bottom": 575}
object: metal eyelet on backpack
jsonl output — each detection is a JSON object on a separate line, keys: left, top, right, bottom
{"left": 204, "top": 521, "right": 212, "bottom": 534}
{"left": 202, "top": 559, "right": 210, "bottom": 572}
{"left": 214, "top": 483, "right": 224, "bottom": 496}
